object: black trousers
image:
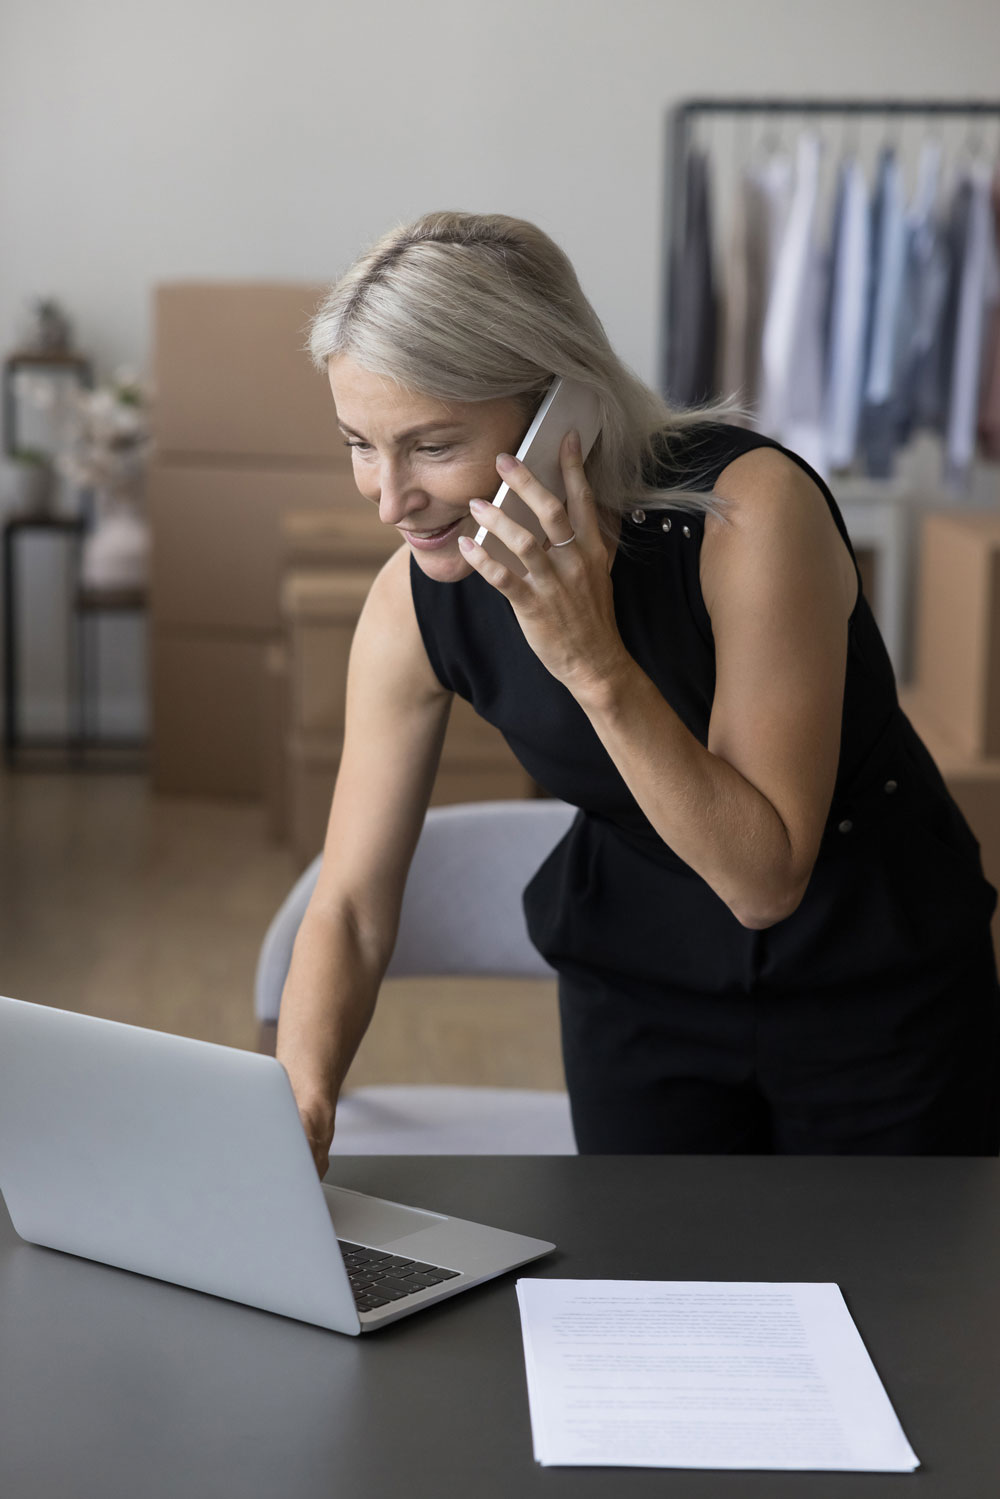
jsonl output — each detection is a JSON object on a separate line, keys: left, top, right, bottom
{"left": 558, "top": 932, "right": 1000, "bottom": 1156}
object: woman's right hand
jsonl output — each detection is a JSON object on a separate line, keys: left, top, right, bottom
{"left": 295, "top": 1093, "right": 338, "bottom": 1180}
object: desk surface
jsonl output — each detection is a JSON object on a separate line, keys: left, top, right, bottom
{"left": 1, "top": 1155, "right": 998, "bottom": 1498}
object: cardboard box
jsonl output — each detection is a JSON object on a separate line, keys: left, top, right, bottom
{"left": 900, "top": 686, "right": 1000, "bottom": 961}
{"left": 153, "top": 283, "right": 342, "bottom": 461}
{"left": 286, "top": 731, "right": 537, "bottom": 870}
{"left": 261, "top": 642, "right": 290, "bottom": 841}
{"left": 281, "top": 570, "right": 531, "bottom": 747}
{"left": 151, "top": 631, "right": 273, "bottom": 797}
{"left": 150, "top": 463, "right": 370, "bottom": 632}
{"left": 912, "top": 511, "right": 1000, "bottom": 757}
{"left": 430, "top": 759, "right": 537, "bottom": 807}
{"left": 282, "top": 507, "right": 403, "bottom": 569}
{"left": 286, "top": 734, "right": 338, "bottom": 869}
{"left": 282, "top": 569, "right": 380, "bottom": 735}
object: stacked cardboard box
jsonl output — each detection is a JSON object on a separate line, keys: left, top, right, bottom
{"left": 906, "top": 511, "right": 1000, "bottom": 757}
{"left": 261, "top": 642, "right": 290, "bottom": 842}
{"left": 150, "top": 282, "right": 353, "bottom": 796}
{"left": 902, "top": 509, "right": 1000, "bottom": 953}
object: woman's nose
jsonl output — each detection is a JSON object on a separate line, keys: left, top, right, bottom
{"left": 375, "top": 462, "right": 422, "bottom": 526}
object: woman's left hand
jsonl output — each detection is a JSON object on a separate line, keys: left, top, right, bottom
{"left": 457, "top": 431, "right": 630, "bottom": 701}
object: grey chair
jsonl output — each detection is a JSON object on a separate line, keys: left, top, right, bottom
{"left": 255, "top": 799, "right": 578, "bottom": 1154}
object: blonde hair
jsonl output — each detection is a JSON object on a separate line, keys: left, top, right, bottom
{"left": 307, "top": 211, "right": 747, "bottom": 529}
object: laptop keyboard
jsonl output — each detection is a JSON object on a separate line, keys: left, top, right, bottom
{"left": 338, "top": 1239, "right": 460, "bottom": 1314}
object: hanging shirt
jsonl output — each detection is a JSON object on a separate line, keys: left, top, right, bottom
{"left": 744, "top": 151, "right": 794, "bottom": 413}
{"left": 944, "top": 161, "right": 1000, "bottom": 487}
{"left": 859, "top": 149, "right": 908, "bottom": 479}
{"left": 823, "top": 154, "right": 872, "bottom": 471}
{"left": 976, "top": 160, "right": 1000, "bottom": 462}
{"left": 717, "top": 169, "right": 751, "bottom": 407}
{"left": 895, "top": 140, "right": 952, "bottom": 445}
{"left": 718, "top": 153, "right": 793, "bottom": 418}
{"left": 666, "top": 147, "right": 718, "bottom": 407}
{"left": 758, "top": 133, "right": 828, "bottom": 476}
{"left": 784, "top": 229, "right": 830, "bottom": 478}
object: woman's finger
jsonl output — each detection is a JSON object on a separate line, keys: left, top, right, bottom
{"left": 456, "top": 529, "right": 526, "bottom": 595}
{"left": 494, "top": 452, "right": 578, "bottom": 546}
{"left": 559, "top": 430, "right": 601, "bottom": 543}
{"left": 468, "top": 495, "right": 553, "bottom": 573}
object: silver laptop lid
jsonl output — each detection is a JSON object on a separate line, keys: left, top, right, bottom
{"left": 0, "top": 995, "right": 361, "bottom": 1334}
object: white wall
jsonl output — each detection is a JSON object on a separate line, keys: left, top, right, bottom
{"left": 1, "top": 0, "right": 999, "bottom": 732}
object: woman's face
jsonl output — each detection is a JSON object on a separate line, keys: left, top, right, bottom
{"left": 328, "top": 355, "right": 531, "bottom": 582}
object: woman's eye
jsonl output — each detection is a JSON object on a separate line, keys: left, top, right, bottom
{"left": 342, "top": 439, "right": 452, "bottom": 457}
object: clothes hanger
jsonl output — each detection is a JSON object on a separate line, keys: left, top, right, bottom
{"left": 750, "top": 105, "right": 785, "bottom": 171}
{"left": 912, "top": 120, "right": 943, "bottom": 221}
{"left": 881, "top": 109, "right": 903, "bottom": 159}
{"left": 953, "top": 116, "right": 988, "bottom": 181}
{"left": 834, "top": 111, "right": 864, "bottom": 180}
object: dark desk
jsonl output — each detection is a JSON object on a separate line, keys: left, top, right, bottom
{"left": 1, "top": 1156, "right": 998, "bottom": 1498}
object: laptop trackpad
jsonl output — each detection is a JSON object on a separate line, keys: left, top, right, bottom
{"left": 322, "top": 1184, "right": 445, "bottom": 1246}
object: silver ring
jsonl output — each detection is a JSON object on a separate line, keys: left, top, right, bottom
{"left": 550, "top": 533, "right": 577, "bottom": 547}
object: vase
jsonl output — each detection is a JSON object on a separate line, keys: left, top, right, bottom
{"left": 80, "top": 497, "right": 149, "bottom": 592}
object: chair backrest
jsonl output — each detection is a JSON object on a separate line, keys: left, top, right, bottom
{"left": 254, "top": 799, "right": 577, "bottom": 1025}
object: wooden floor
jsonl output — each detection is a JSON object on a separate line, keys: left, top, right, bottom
{"left": 0, "top": 770, "right": 564, "bottom": 1090}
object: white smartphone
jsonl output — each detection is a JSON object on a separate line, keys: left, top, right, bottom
{"left": 473, "top": 376, "right": 603, "bottom": 577}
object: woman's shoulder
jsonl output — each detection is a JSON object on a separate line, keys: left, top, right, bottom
{"left": 646, "top": 420, "right": 786, "bottom": 493}
{"left": 697, "top": 439, "right": 859, "bottom": 621}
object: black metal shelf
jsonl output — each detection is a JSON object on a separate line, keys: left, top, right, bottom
{"left": 2, "top": 513, "right": 147, "bottom": 768}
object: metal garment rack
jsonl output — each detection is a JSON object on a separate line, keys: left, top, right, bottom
{"left": 661, "top": 96, "right": 1000, "bottom": 398}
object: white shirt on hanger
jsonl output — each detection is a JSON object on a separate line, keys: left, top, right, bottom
{"left": 823, "top": 155, "right": 871, "bottom": 471}
{"left": 718, "top": 149, "right": 793, "bottom": 414}
{"left": 758, "top": 132, "right": 829, "bottom": 476}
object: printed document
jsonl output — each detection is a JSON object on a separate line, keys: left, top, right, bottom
{"left": 516, "top": 1280, "right": 918, "bottom": 1471}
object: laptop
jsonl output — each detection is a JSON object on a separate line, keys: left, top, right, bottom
{"left": 0, "top": 994, "right": 555, "bottom": 1334}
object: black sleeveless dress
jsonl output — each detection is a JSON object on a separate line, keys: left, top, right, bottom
{"left": 410, "top": 422, "right": 1000, "bottom": 1155}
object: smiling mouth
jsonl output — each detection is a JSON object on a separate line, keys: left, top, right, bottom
{"left": 400, "top": 518, "right": 464, "bottom": 540}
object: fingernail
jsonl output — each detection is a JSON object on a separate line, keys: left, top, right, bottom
{"left": 457, "top": 534, "right": 475, "bottom": 552}
{"left": 469, "top": 497, "right": 487, "bottom": 512}
{"left": 567, "top": 429, "right": 581, "bottom": 454}
{"left": 496, "top": 452, "right": 515, "bottom": 472}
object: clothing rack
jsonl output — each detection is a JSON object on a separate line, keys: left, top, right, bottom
{"left": 661, "top": 96, "right": 1000, "bottom": 397}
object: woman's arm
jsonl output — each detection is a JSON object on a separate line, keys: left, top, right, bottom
{"left": 275, "top": 545, "right": 452, "bottom": 1172}
{"left": 459, "top": 439, "right": 854, "bottom": 930}
{"left": 580, "top": 448, "right": 853, "bottom": 927}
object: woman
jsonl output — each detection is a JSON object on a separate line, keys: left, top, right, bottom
{"left": 277, "top": 209, "right": 1000, "bottom": 1170}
